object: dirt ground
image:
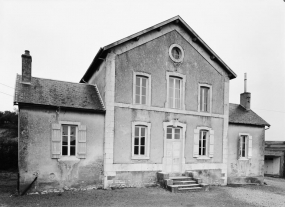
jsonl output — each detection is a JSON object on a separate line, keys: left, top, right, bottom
{"left": 1, "top": 172, "right": 285, "bottom": 207}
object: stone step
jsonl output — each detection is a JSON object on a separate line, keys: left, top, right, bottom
{"left": 169, "top": 177, "right": 193, "bottom": 181}
{"left": 173, "top": 180, "right": 196, "bottom": 185}
{"left": 178, "top": 187, "right": 203, "bottom": 191}
{"left": 168, "top": 184, "right": 200, "bottom": 188}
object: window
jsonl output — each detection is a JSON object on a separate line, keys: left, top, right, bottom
{"left": 198, "top": 84, "right": 212, "bottom": 113}
{"left": 51, "top": 122, "right": 86, "bottom": 159}
{"left": 132, "top": 122, "right": 151, "bottom": 159}
{"left": 166, "top": 126, "right": 181, "bottom": 139}
{"left": 169, "top": 77, "right": 181, "bottom": 109}
{"left": 133, "top": 72, "right": 151, "bottom": 106}
{"left": 199, "top": 130, "right": 208, "bottom": 156}
{"left": 169, "top": 44, "right": 184, "bottom": 63}
{"left": 193, "top": 127, "right": 214, "bottom": 158}
{"left": 238, "top": 133, "right": 252, "bottom": 160}
{"left": 166, "top": 72, "right": 186, "bottom": 110}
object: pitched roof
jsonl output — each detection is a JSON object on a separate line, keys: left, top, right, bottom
{"left": 14, "top": 74, "right": 105, "bottom": 112}
{"left": 229, "top": 103, "right": 270, "bottom": 127}
{"left": 80, "top": 16, "right": 237, "bottom": 83}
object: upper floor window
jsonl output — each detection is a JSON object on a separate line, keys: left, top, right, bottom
{"left": 198, "top": 84, "right": 212, "bottom": 113}
{"left": 166, "top": 72, "right": 186, "bottom": 110}
{"left": 238, "top": 133, "right": 252, "bottom": 160}
{"left": 133, "top": 72, "right": 151, "bottom": 106}
{"left": 132, "top": 122, "right": 151, "bottom": 159}
{"left": 169, "top": 77, "right": 181, "bottom": 109}
{"left": 169, "top": 44, "right": 184, "bottom": 63}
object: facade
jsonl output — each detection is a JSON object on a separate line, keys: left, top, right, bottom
{"left": 227, "top": 90, "right": 270, "bottom": 184}
{"left": 264, "top": 141, "right": 285, "bottom": 178}
{"left": 14, "top": 16, "right": 269, "bottom": 193}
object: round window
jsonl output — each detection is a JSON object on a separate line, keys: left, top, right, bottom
{"left": 169, "top": 44, "right": 184, "bottom": 63}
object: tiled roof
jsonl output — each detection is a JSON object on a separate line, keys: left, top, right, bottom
{"left": 229, "top": 103, "right": 270, "bottom": 127}
{"left": 14, "top": 74, "right": 105, "bottom": 111}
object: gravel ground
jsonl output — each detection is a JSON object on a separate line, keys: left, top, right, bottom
{"left": 1, "top": 172, "right": 285, "bottom": 207}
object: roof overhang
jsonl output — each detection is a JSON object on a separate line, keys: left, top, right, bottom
{"left": 80, "top": 16, "right": 237, "bottom": 83}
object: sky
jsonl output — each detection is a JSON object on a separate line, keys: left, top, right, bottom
{"left": 0, "top": 0, "right": 284, "bottom": 141}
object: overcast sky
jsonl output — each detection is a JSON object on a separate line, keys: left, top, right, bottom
{"left": 0, "top": 0, "right": 284, "bottom": 141}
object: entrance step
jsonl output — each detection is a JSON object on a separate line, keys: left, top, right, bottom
{"left": 157, "top": 172, "right": 209, "bottom": 193}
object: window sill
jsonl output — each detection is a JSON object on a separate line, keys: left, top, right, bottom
{"left": 131, "top": 156, "right": 150, "bottom": 160}
{"left": 238, "top": 158, "right": 249, "bottom": 161}
{"left": 58, "top": 156, "right": 80, "bottom": 162}
{"left": 196, "top": 156, "right": 211, "bottom": 160}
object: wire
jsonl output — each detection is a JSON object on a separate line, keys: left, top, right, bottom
{"left": 0, "top": 91, "right": 13, "bottom": 97}
{"left": 0, "top": 83, "right": 14, "bottom": 89}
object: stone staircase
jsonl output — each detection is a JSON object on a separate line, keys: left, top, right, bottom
{"left": 157, "top": 172, "right": 209, "bottom": 193}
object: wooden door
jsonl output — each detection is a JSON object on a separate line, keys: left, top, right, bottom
{"left": 165, "top": 127, "right": 182, "bottom": 173}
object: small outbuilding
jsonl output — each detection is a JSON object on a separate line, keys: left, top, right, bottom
{"left": 265, "top": 141, "right": 285, "bottom": 178}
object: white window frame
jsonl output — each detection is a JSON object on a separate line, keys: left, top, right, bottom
{"left": 165, "top": 72, "right": 186, "bottom": 110}
{"left": 59, "top": 121, "right": 80, "bottom": 157}
{"left": 133, "top": 72, "right": 151, "bottom": 106}
{"left": 193, "top": 126, "right": 214, "bottom": 159}
{"left": 238, "top": 133, "right": 252, "bottom": 160}
{"left": 131, "top": 121, "right": 151, "bottom": 159}
{"left": 198, "top": 84, "right": 212, "bottom": 113}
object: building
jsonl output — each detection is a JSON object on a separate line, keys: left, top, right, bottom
{"left": 264, "top": 141, "right": 285, "bottom": 178}
{"left": 14, "top": 16, "right": 269, "bottom": 193}
{"left": 227, "top": 78, "right": 270, "bottom": 184}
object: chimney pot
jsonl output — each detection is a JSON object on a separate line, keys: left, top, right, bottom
{"left": 240, "top": 73, "right": 250, "bottom": 110}
{"left": 21, "top": 50, "right": 32, "bottom": 84}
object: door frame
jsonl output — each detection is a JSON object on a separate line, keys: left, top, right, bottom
{"left": 162, "top": 120, "right": 186, "bottom": 173}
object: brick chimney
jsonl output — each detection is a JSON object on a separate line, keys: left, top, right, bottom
{"left": 21, "top": 50, "right": 32, "bottom": 84}
{"left": 240, "top": 73, "right": 251, "bottom": 111}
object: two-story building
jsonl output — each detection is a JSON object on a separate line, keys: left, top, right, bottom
{"left": 14, "top": 16, "right": 269, "bottom": 193}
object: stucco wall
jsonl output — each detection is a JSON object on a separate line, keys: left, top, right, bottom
{"left": 18, "top": 107, "right": 104, "bottom": 192}
{"left": 114, "top": 107, "right": 224, "bottom": 164}
{"left": 88, "top": 61, "right": 106, "bottom": 105}
{"left": 227, "top": 124, "right": 265, "bottom": 184}
{"left": 114, "top": 30, "right": 225, "bottom": 114}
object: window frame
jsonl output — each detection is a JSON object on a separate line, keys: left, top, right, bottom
{"left": 238, "top": 133, "right": 252, "bottom": 160}
{"left": 131, "top": 121, "right": 151, "bottom": 160}
{"left": 198, "top": 84, "right": 212, "bottom": 113}
{"left": 169, "top": 44, "right": 184, "bottom": 63}
{"left": 199, "top": 130, "right": 209, "bottom": 156}
{"left": 133, "top": 72, "right": 151, "bottom": 106}
{"left": 193, "top": 126, "right": 214, "bottom": 159}
{"left": 59, "top": 121, "right": 80, "bottom": 157}
{"left": 166, "top": 72, "right": 186, "bottom": 110}
{"left": 61, "top": 125, "right": 77, "bottom": 156}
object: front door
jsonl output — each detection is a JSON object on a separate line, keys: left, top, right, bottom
{"left": 165, "top": 126, "right": 182, "bottom": 173}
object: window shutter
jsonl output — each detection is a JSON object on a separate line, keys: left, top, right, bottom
{"left": 237, "top": 136, "right": 241, "bottom": 160}
{"left": 78, "top": 125, "right": 87, "bottom": 158}
{"left": 193, "top": 129, "right": 199, "bottom": 157}
{"left": 51, "top": 123, "right": 61, "bottom": 158}
{"left": 209, "top": 130, "right": 214, "bottom": 157}
{"left": 248, "top": 135, "right": 253, "bottom": 159}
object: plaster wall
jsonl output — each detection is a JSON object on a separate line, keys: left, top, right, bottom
{"left": 113, "top": 107, "right": 224, "bottom": 164}
{"left": 88, "top": 61, "right": 106, "bottom": 105}
{"left": 227, "top": 124, "right": 265, "bottom": 184}
{"left": 114, "top": 30, "right": 225, "bottom": 114}
{"left": 18, "top": 107, "right": 104, "bottom": 192}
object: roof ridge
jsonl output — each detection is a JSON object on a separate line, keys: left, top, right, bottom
{"left": 17, "top": 74, "right": 95, "bottom": 86}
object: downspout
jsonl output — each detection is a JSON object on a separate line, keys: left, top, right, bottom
{"left": 21, "top": 176, "right": 37, "bottom": 196}
{"left": 265, "top": 126, "right": 270, "bottom": 130}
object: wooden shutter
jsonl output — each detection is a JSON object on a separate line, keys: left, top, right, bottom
{"left": 237, "top": 136, "right": 241, "bottom": 160}
{"left": 78, "top": 125, "right": 87, "bottom": 158}
{"left": 209, "top": 130, "right": 214, "bottom": 157}
{"left": 193, "top": 129, "right": 199, "bottom": 157}
{"left": 51, "top": 123, "right": 61, "bottom": 158}
{"left": 248, "top": 135, "right": 253, "bottom": 159}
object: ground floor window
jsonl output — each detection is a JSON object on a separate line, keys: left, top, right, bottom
{"left": 132, "top": 122, "right": 151, "bottom": 159}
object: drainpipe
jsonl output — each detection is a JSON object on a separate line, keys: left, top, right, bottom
{"left": 21, "top": 176, "right": 37, "bottom": 196}
{"left": 265, "top": 126, "right": 270, "bottom": 130}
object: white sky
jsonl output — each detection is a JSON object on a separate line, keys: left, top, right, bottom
{"left": 0, "top": 0, "right": 284, "bottom": 141}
